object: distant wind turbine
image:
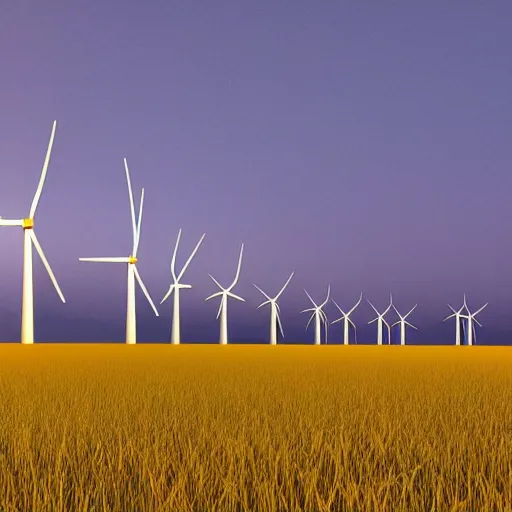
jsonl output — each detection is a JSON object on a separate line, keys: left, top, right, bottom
{"left": 443, "top": 297, "right": 470, "bottom": 345}
{"left": 254, "top": 271, "right": 294, "bottom": 345}
{"left": 301, "top": 286, "right": 330, "bottom": 345}
{"left": 205, "top": 244, "right": 245, "bottom": 344}
{"left": 161, "top": 229, "right": 206, "bottom": 344}
{"left": 391, "top": 303, "right": 418, "bottom": 345}
{"left": 460, "top": 295, "right": 488, "bottom": 346}
{"left": 0, "top": 120, "right": 65, "bottom": 343}
{"left": 79, "top": 159, "right": 159, "bottom": 344}
{"left": 331, "top": 293, "right": 363, "bottom": 345}
{"left": 368, "top": 295, "right": 393, "bottom": 345}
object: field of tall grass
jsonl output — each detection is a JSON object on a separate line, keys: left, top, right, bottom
{"left": 0, "top": 345, "right": 510, "bottom": 511}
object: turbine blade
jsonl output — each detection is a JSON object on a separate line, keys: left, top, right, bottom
{"left": 301, "top": 307, "right": 315, "bottom": 314}
{"left": 368, "top": 317, "right": 378, "bottom": 324}
{"left": 405, "top": 304, "right": 417, "bottom": 318}
{"left": 257, "top": 300, "right": 271, "bottom": 309}
{"left": 474, "top": 318, "right": 483, "bottom": 328}
{"left": 170, "top": 229, "right": 182, "bottom": 281}
{"left": 227, "top": 243, "right": 244, "bottom": 290}
{"left": 332, "top": 299, "right": 346, "bottom": 316}
{"left": 29, "top": 120, "right": 57, "bottom": 218}
{"left": 253, "top": 284, "right": 272, "bottom": 301}
{"left": 123, "top": 158, "right": 137, "bottom": 248}
{"left": 405, "top": 321, "right": 418, "bottom": 330}
{"left": 305, "top": 312, "right": 315, "bottom": 331}
{"left": 367, "top": 299, "right": 379, "bottom": 315}
{"left": 133, "top": 188, "right": 144, "bottom": 257}
{"left": 177, "top": 233, "right": 206, "bottom": 282}
{"left": 160, "top": 285, "right": 174, "bottom": 304}
{"left": 473, "top": 303, "right": 488, "bottom": 317}
{"left": 0, "top": 219, "right": 24, "bottom": 226}
{"left": 347, "top": 293, "right": 363, "bottom": 315}
{"left": 133, "top": 266, "right": 159, "bottom": 316}
{"left": 29, "top": 230, "right": 65, "bottom": 303}
{"left": 320, "top": 285, "right": 331, "bottom": 308}
{"left": 208, "top": 274, "right": 224, "bottom": 290}
{"left": 79, "top": 257, "right": 130, "bottom": 263}
{"left": 205, "top": 291, "right": 223, "bottom": 302}
{"left": 227, "top": 291, "right": 245, "bottom": 302}
{"left": 276, "top": 309, "right": 285, "bottom": 338}
{"left": 216, "top": 295, "right": 225, "bottom": 320}
{"left": 275, "top": 271, "right": 295, "bottom": 300}
{"left": 304, "top": 289, "right": 318, "bottom": 308}
{"left": 331, "top": 317, "right": 343, "bottom": 325}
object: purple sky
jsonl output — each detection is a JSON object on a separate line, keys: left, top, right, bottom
{"left": 0, "top": 1, "right": 511, "bottom": 343}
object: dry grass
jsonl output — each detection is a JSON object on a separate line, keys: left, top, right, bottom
{"left": 0, "top": 345, "right": 510, "bottom": 511}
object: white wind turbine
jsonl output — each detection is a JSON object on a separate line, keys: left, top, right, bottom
{"left": 443, "top": 298, "right": 469, "bottom": 346}
{"left": 161, "top": 229, "right": 206, "bottom": 344}
{"left": 79, "top": 159, "right": 159, "bottom": 344}
{"left": 301, "top": 286, "right": 330, "bottom": 345}
{"left": 391, "top": 303, "right": 418, "bottom": 345}
{"left": 254, "top": 271, "right": 294, "bottom": 345}
{"left": 368, "top": 295, "right": 393, "bottom": 345}
{"left": 331, "top": 293, "right": 363, "bottom": 345}
{"left": 0, "top": 121, "right": 65, "bottom": 344}
{"left": 205, "top": 244, "right": 245, "bottom": 344}
{"left": 460, "top": 295, "right": 488, "bottom": 346}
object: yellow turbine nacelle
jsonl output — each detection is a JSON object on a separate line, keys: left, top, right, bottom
{"left": 23, "top": 218, "right": 34, "bottom": 230}
{"left": 129, "top": 256, "right": 138, "bottom": 265}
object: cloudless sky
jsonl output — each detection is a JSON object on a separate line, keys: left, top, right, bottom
{"left": 0, "top": 1, "right": 511, "bottom": 344}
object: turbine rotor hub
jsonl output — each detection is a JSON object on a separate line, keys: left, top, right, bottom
{"left": 129, "top": 256, "right": 138, "bottom": 264}
{"left": 23, "top": 218, "right": 34, "bottom": 230}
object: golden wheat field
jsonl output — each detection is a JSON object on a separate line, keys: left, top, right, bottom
{"left": 0, "top": 345, "right": 510, "bottom": 512}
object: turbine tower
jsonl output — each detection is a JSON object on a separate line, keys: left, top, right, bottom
{"left": 205, "top": 244, "right": 245, "bottom": 344}
{"left": 254, "top": 271, "right": 294, "bottom": 345}
{"left": 301, "top": 286, "right": 330, "bottom": 345}
{"left": 443, "top": 298, "right": 469, "bottom": 345}
{"left": 161, "top": 229, "right": 206, "bottom": 344}
{"left": 331, "top": 293, "right": 363, "bottom": 345}
{"left": 391, "top": 303, "right": 418, "bottom": 345}
{"left": 460, "top": 295, "right": 488, "bottom": 346}
{"left": 79, "top": 159, "right": 159, "bottom": 344}
{"left": 0, "top": 120, "right": 65, "bottom": 344}
{"left": 368, "top": 295, "right": 393, "bottom": 345}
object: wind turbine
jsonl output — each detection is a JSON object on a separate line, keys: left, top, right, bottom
{"left": 161, "top": 229, "right": 206, "bottom": 344}
{"left": 205, "top": 244, "right": 245, "bottom": 344}
{"left": 460, "top": 295, "right": 488, "bottom": 346}
{"left": 301, "top": 286, "right": 330, "bottom": 345}
{"left": 254, "top": 271, "right": 294, "bottom": 345}
{"left": 368, "top": 295, "right": 393, "bottom": 345}
{"left": 79, "top": 159, "right": 159, "bottom": 344}
{"left": 0, "top": 121, "right": 66, "bottom": 344}
{"left": 443, "top": 297, "right": 469, "bottom": 345}
{"left": 391, "top": 303, "right": 418, "bottom": 345}
{"left": 331, "top": 293, "right": 363, "bottom": 345}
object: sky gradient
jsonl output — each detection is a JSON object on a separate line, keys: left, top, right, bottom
{"left": 0, "top": 1, "right": 511, "bottom": 344}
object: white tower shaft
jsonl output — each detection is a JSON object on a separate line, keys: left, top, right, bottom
{"left": 377, "top": 320, "right": 383, "bottom": 346}
{"left": 270, "top": 303, "right": 277, "bottom": 345}
{"left": 21, "top": 230, "right": 34, "bottom": 345}
{"left": 314, "top": 311, "right": 321, "bottom": 345}
{"left": 171, "top": 290, "right": 181, "bottom": 345}
{"left": 126, "top": 264, "right": 136, "bottom": 344}
{"left": 343, "top": 319, "right": 350, "bottom": 346}
{"left": 220, "top": 297, "right": 228, "bottom": 345}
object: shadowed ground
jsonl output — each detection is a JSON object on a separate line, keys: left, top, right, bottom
{"left": 0, "top": 345, "right": 510, "bottom": 511}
